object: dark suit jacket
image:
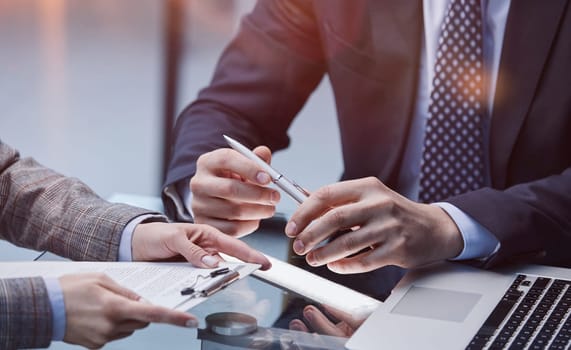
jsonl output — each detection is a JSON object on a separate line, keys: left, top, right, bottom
{"left": 165, "top": 1, "right": 571, "bottom": 273}
{"left": 0, "top": 142, "right": 161, "bottom": 349}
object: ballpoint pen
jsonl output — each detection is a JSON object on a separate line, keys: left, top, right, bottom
{"left": 223, "top": 135, "right": 310, "bottom": 204}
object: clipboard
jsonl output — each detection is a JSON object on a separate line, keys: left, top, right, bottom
{"left": 0, "top": 261, "right": 260, "bottom": 311}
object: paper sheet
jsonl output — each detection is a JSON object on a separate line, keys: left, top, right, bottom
{"left": 0, "top": 261, "right": 259, "bottom": 311}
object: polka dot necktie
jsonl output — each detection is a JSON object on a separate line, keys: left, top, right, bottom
{"left": 419, "top": 0, "right": 486, "bottom": 203}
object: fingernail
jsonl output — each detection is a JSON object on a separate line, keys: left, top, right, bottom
{"left": 293, "top": 239, "right": 304, "bottom": 254}
{"left": 256, "top": 171, "right": 270, "bottom": 184}
{"left": 139, "top": 297, "right": 151, "bottom": 304}
{"left": 306, "top": 253, "right": 317, "bottom": 266}
{"left": 201, "top": 255, "right": 219, "bottom": 267}
{"left": 270, "top": 191, "right": 280, "bottom": 204}
{"left": 303, "top": 309, "right": 313, "bottom": 322}
{"left": 285, "top": 221, "right": 297, "bottom": 237}
{"left": 185, "top": 319, "right": 199, "bottom": 328}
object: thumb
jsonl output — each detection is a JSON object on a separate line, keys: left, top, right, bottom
{"left": 172, "top": 229, "right": 222, "bottom": 268}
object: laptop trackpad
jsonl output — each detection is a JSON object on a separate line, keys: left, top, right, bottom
{"left": 390, "top": 286, "right": 481, "bottom": 322}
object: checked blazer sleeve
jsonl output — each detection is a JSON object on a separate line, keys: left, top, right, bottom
{"left": 0, "top": 278, "right": 52, "bottom": 349}
{"left": 0, "top": 141, "right": 165, "bottom": 348}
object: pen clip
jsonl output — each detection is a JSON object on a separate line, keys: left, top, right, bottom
{"left": 180, "top": 267, "right": 231, "bottom": 296}
{"left": 201, "top": 270, "right": 240, "bottom": 297}
{"left": 180, "top": 269, "right": 240, "bottom": 298}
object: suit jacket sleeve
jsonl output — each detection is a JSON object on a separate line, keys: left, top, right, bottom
{"left": 448, "top": 166, "right": 571, "bottom": 268}
{"left": 0, "top": 277, "right": 52, "bottom": 349}
{"left": 0, "top": 141, "right": 162, "bottom": 261}
{"left": 163, "top": 0, "right": 326, "bottom": 219}
{"left": 0, "top": 141, "right": 165, "bottom": 347}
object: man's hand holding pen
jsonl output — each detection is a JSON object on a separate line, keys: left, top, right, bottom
{"left": 190, "top": 136, "right": 463, "bottom": 274}
{"left": 285, "top": 177, "right": 464, "bottom": 273}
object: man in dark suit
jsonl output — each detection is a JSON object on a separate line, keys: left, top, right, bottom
{"left": 0, "top": 141, "right": 270, "bottom": 349}
{"left": 163, "top": 0, "right": 571, "bottom": 330}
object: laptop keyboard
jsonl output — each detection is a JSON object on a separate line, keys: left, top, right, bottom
{"left": 466, "top": 274, "right": 570, "bottom": 350}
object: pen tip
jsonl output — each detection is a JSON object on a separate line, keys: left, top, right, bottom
{"left": 223, "top": 134, "right": 238, "bottom": 148}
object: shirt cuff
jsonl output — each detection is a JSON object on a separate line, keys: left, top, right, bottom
{"left": 163, "top": 181, "right": 194, "bottom": 222}
{"left": 434, "top": 202, "right": 501, "bottom": 260}
{"left": 44, "top": 277, "right": 65, "bottom": 342}
{"left": 118, "top": 214, "right": 165, "bottom": 261}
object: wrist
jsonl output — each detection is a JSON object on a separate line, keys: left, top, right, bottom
{"left": 131, "top": 223, "right": 150, "bottom": 261}
{"left": 429, "top": 205, "right": 464, "bottom": 259}
{"left": 130, "top": 216, "right": 169, "bottom": 261}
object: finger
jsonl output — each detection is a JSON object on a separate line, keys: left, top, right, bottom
{"left": 96, "top": 274, "right": 141, "bottom": 301}
{"left": 170, "top": 231, "right": 220, "bottom": 268}
{"left": 212, "top": 228, "right": 272, "bottom": 270}
{"left": 303, "top": 305, "right": 347, "bottom": 337}
{"left": 199, "top": 148, "right": 273, "bottom": 186}
{"left": 253, "top": 145, "right": 272, "bottom": 164}
{"left": 170, "top": 223, "right": 271, "bottom": 269}
{"left": 285, "top": 180, "right": 365, "bottom": 238}
{"left": 123, "top": 300, "right": 198, "bottom": 327}
{"left": 320, "top": 304, "right": 364, "bottom": 329}
{"left": 293, "top": 202, "right": 370, "bottom": 256}
{"left": 203, "top": 226, "right": 272, "bottom": 270}
{"left": 327, "top": 241, "right": 396, "bottom": 274}
{"left": 193, "top": 176, "right": 279, "bottom": 206}
{"left": 193, "top": 194, "right": 276, "bottom": 221}
{"left": 289, "top": 319, "right": 309, "bottom": 332}
{"left": 305, "top": 225, "right": 384, "bottom": 267}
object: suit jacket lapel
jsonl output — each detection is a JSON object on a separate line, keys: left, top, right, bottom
{"left": 366, "top": 0, "right": 423, "bottom": 182}
{"left": 491, "top": 0, "right": 568, "bottom": 188}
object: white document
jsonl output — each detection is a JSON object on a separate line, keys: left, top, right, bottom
{"left": 0, "top": 261, "right": 259, "bottom": 311}
{"left": 222, "top": 253, "right": 381, "bottom": 319}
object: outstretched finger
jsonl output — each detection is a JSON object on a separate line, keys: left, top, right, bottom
{"left": 96, "top": 274, "right": 141, "bottom": 301}
{"left": 123, "top": 300, "right": 198, "bottom": 328}
{"left": 207, "top": 227, "right": 271, "bottom": 270}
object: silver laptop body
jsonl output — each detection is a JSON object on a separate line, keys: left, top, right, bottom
{"left": 346, "top": 262, "right": 571, "bottom": 350}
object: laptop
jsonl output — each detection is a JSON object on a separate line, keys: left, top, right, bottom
{"left": 345, "top": 262, "right": 571, "bottom": 350}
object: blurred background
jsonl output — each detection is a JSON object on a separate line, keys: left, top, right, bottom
{"left": 0, "top": 1, "right": 344, "bottom": 348}
{"left": 0, "top": 0, "right": 341, "bottom": 211}
{"left": 0, "top": 0, "right": 340, "bottom": 254}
